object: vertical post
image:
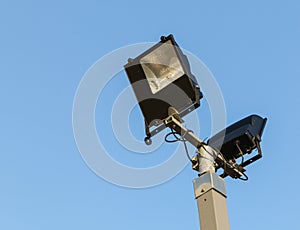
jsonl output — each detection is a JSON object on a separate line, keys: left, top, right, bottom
{"left": 193, "top": 172, "right": 230, "bottom": 230}
{"left": 163, "top": 114, "right": 230, "bottom": 229}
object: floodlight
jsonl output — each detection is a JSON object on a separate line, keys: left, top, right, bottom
{"left": 123, "top": 35, "right": 268, "bottom": 229}
{"left": 124, "top": 35, "right": 202, "bottom": 141}
{"left": 207, "top": 114, "right": 267, "bottom": 178}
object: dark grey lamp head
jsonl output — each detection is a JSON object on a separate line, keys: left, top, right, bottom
{"left": 124, "top": 34, "right": 203, "bottom": 138}
{"left": 208, "top": 114, "right": 267, "bottom": 176}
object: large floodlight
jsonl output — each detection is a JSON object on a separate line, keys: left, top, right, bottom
{"left": 124, "top": 34, "right": 202, "bottom": 140}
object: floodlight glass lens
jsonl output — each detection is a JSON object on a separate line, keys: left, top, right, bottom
{"left": 140, "top": 40, "right": 184, "bottom": 94}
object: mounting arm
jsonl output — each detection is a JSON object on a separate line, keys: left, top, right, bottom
{"left": 164, "top": 114, "right": 217, "bottom": 175}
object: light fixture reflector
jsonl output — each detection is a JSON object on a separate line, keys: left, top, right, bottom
{"left": 140, "top": 40, "right": 184, "bottom": 94}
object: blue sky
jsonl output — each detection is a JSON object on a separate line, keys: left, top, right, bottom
{"left": 1, "top": 1, "right": 299, "bottom": 229}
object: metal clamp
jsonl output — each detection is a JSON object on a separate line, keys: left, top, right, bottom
{"left": 193, "top": 172, "right": 227, "bottom": 199}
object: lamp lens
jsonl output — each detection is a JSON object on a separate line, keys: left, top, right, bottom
{"left": 140, "top": 40, "right": 184, "bottom": 94}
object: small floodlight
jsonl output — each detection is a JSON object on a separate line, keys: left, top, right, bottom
{"left": 208, "top": 114, "right": 267, "bottom": 178}
{"left": 124, "top": 34, "right": 202, "bottom": 142}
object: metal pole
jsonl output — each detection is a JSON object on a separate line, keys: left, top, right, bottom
{"left": 164, "top": 114, "right": 230, "bottom": 229}
{"left": 193, "top": 172, "right": 230, "bottom": 230}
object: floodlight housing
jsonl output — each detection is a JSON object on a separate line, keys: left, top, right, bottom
{"left": 124, "top": 34, "right": 202, "bottom": 139}
{"left": 208, "top": 114, "right": 267, "bottom": 175}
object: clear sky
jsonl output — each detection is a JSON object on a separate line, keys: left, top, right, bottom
{"left": 1, "top": 1, "right": 299, "bottom": 229}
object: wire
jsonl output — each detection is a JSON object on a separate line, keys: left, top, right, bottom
{"left": 164, "top": 127, "right": 249, "bottom": 181}
{"left": 164, "top": 131, "right": 179, "bottom": 143}
{"left": 239, "top": 171, "right": 249, "bottom": 181}
{"left": 212, "top": 146, "right": 249, "bottom": 181}
{"left": 241, "top": 153, "right": 245, "bottom": 165}
{"left": 164, "top": 128, "right": 193, "bottom": 163}
{"left": 183, "top": 139, "right": 193, "bottom": 162}
{"left": 203, "top": 137, "right": 208, "bottom": 142}
{"left": 171, "top": 129, "right": 181, "bottom": 140}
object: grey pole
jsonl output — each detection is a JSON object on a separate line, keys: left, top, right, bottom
{"left": 193, "top": 172, "right": 230, "bottom": 230}
{"left": 193, "top": 145, "right": 230, "bottom": 230}
{"left": 164, "top": 115, "right": 230, "bottom": 230}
